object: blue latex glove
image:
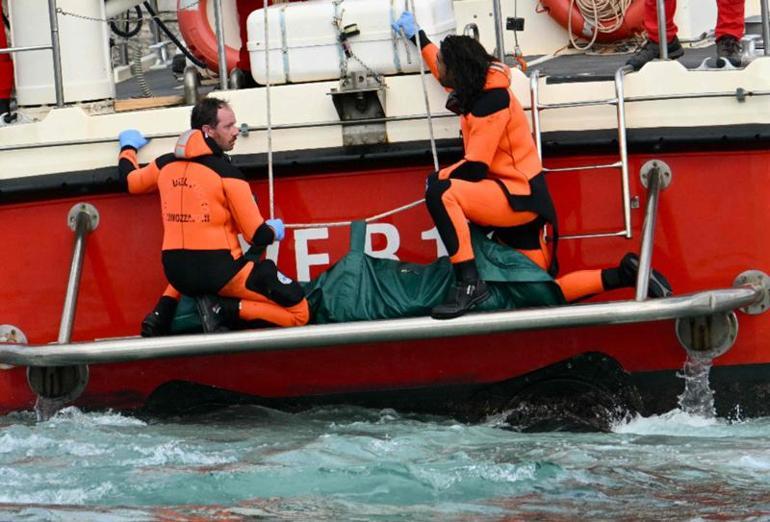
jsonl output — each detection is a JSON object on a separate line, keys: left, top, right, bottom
{"left": 266, "top": 218, "right": 285, "bottom": 242}
{"left": 392, "top": 11, "right": 417, "bottom": 39}
{"left": 119, "top": 129, "right": 149, "bottom": 150}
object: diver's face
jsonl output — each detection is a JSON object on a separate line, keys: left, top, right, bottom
{"left": 436, "top": 51, "right": 454, "bottom": 89}
{"left": 203, "top": 106, "right": 239, "bottom": 151}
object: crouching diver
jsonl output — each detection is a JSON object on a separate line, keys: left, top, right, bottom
{"left": 117, "top": 97, "right": 309, "bottom": 333}
{"left": 392, "top": 13, "right": 672, "bottom": 318}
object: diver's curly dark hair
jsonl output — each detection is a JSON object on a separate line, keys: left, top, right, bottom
{"left": 440, "top": 35, "right": 496, "bottom": 112}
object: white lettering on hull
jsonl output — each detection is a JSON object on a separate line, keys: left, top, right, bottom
{"left": 240, "top": 226, "right": 448, "bottom": 282}
{"left": 294, "top": 227, "right": 331, "bottom": 282}
{"left": 365, "top": 223, "right": 400, "bottom": 260}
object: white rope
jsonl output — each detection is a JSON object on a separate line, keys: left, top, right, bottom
{"left": 408, "top": 0, "right": 440, "bottom": 173}
{"left": 287, "top": 198, "right": 425, "bottom": 229}
{"left": 263, "top": 2, "right": 275, "bottom": 219}
{"left": 567, "top": 0, "right": 633, "bottom": 51}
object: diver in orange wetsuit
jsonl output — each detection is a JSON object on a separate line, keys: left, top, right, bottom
{"left": 392, "top": 13, "right": 672, "bottom": 317}
{"left": 117, "top": 97, "right": 309, "bottom": 333}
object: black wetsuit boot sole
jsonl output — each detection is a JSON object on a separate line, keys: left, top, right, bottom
{"left": 195, "top": 295, "right": 232, "bottom": 333}
{"left": 431, "top": 280, "right": 491, "bottom": 320}
{"left": 141, "top": 296, "right": 178, "bottom": 337}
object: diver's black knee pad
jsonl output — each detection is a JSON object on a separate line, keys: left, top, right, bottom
{"left": 245, "top": 259, "right": 305, "bottom": 307}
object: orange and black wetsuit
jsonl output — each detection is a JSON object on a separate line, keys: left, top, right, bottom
{"left": 118, "top": 129, "right": 309, "bottom": 327}
{"left": 418, "top": 36, "right": 557, "bottom": 271}
{"left": 418, "top": 34, "right": 613, "bottom": 302}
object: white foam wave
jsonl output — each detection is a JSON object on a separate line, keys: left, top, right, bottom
{"left": 0, "top": 482, "right": 113, "bottom": 505}
{"left": 129, "top": 441, "right": 237, "bottom": 466}
{"left": 611, "top": 409, "right": 721, "bottom": 435}
{"left": 47, "top": 407, "right": 146, "bottom": 427}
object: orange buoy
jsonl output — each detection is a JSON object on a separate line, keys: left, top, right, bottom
{"left": 540, "top": 0, "right": 644, "bottom": 43}
{"left": 177, "top": 0, "right": 242, "bottom": 73}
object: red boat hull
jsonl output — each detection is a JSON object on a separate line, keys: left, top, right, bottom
{"left": 1, "top": 148, "right": 768, "bottom": 415}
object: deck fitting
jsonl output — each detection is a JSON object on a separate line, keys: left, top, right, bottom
{"left": 733, "top": 270, "right": 770, "bottom": 315}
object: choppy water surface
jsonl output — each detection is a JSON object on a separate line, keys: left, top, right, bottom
{"left": 1, "top": 405, "right": 769, "bottom": 521}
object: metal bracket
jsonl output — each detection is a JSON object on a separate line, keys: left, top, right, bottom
{"left": 67, "top": 203, "right": 99, "bottom": 232}
{"left": 0, "top": 325, "right": 26, "bottom": 370}
{"left": 675, "top": 311, "right": 738, "bottom": 361}
{"left": 733, "top": 270, "right": 770, "bottom": 315}
{"left": 694, "top": 56, "right": 741, "bottom": 71}
{"left": 329, "top": 73, "right": 387, "bottom": 147}
{"left": 463, "top": 23, "right": 480, "bottom": 40}
{"left": 27, "top": 364, "right": 89, "bottom": 403}
{"left": 183, "top": 66, "right": 200, "bottom": 105}
{"left": 640, "top": 160, "right": 672, "bottom": 189}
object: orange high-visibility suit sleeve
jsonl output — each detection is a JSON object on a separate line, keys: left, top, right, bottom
{"left": 421, "top": 42, "right": 441, "bottom": 81}
{"left": 120, "top": 148, "right": 161, "bottom": 194}
{"left": 221, "top": 177, "right": 268, "bottom": 244}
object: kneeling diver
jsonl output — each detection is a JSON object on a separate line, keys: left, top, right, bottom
{"left": 392, "top": 13, "right": 672, "bottom": 318}
{"left": 117, "top": 97, "right": 309, "bottom": 333}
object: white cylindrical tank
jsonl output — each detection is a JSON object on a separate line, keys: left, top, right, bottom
{"left": 9, "top": 0, "right": 114, "bottom": 106}
{"left": 247, "top": 0, "right": 456, "bottom": 85}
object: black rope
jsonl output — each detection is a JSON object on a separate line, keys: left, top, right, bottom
{"left": 110, "top": 6, "right": 143, "bottom": 38}
{"left": 142, "top": 1, "right": 208, "bottom": 70}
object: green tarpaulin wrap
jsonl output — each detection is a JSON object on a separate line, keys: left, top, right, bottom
{"left": 170, "top": 221, "right": 565, "bottom": 331}
{"left": 304, "top": 221, "right": 565, "bottom": 324}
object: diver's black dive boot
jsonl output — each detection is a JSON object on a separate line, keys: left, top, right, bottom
{"left": 626, "top": 37, "right": 684, "bottom": 71}
{"left": 716, "top": 35, "right": 743, "bottom": 67}
{"left": 195, "top": 295, "right": 240, "bottom": 333}
{"left": 618, "top": 252, "right": 673, "bottom": 298}
{"left": 431, "top": 261, "right": 490, "bottom": 320}
{"left": 141, "top": 296, "right": 178, "bottom": 337}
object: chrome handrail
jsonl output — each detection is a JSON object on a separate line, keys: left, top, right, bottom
{"left": 635, "top": 166, "right": 662, "bottom": 300}
{"left": 529, "top": 70, "right": 542, "bottom": 158}
{"left": 762, "top": 0, "right": 770, "bottom": 57}
{"left": 491, "top": 0, "right": 505, "bottom": 62}
{"left": 1, "top": 87, "right": 769, "bottom": 153}
{"left": 0, "top": 285, "right": 762, "bottom": 368}
{"left": 212, "top": 0, "right": 228, "bottom": 91}
{"left": 615, "top": 65, "right": 633, "bottom": 239}
{"left": 58, "top": 204, "right": 99, "bottom": 342}
{"left": 529, "top": 66, "right": 633, "bottom": 240}
{"left": 656, "top": 0, "right": 668, "bottom": 59}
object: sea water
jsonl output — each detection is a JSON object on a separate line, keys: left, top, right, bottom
{"left": 1, "top": 405, "right": 769, "bottom": 521}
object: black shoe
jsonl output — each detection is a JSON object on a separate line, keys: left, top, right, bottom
{"left": 716, "top": 35, "right": 742, "bottom": 67}
{"left": 431, "top": 280, "right": 490, "bottom": 320}
{"left": 195, "top": 295, "right": 239, "bottom": 333}
{"left": 620, "top": 253, "right": 673, "bottom": 298}
{"left": 141, "top": 296, "right": 178, "bottom": 337}
{"left": 626, "top": 37, "right": 684, "bottom": 71}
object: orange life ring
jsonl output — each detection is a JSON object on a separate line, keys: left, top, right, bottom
{"left": 177, "top": 0, "right": 241, "bottom": 72}
{"left": 540, "top": 0, "right": 644, "bottom": 43}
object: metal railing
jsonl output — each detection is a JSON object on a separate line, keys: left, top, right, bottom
{"left": 58, "top": 204, "right": 99, "bottom": 342}
{"left": 635, "top": 163, "right": 666, "bottom": 300}
{"left": 656, "top": 0, "right": 668, "bottom": 59}
{"left": 763, "top": 0, "right": 770, "bottom": 56}
{"left": 0, "top": 0, "right": 64, "bottom": 107}
{"left": 0, "top": 284, "right": 763, "bottom": 368}
{"left": 212, "top": 0, "right": 228, "bottom": 90}
{"left": 530, "top": 65, "right": 634, "bottom": 241}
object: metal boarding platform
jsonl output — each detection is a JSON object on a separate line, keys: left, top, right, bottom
{"left": 0, "top": 285, "right": 765, "bottom": 368}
